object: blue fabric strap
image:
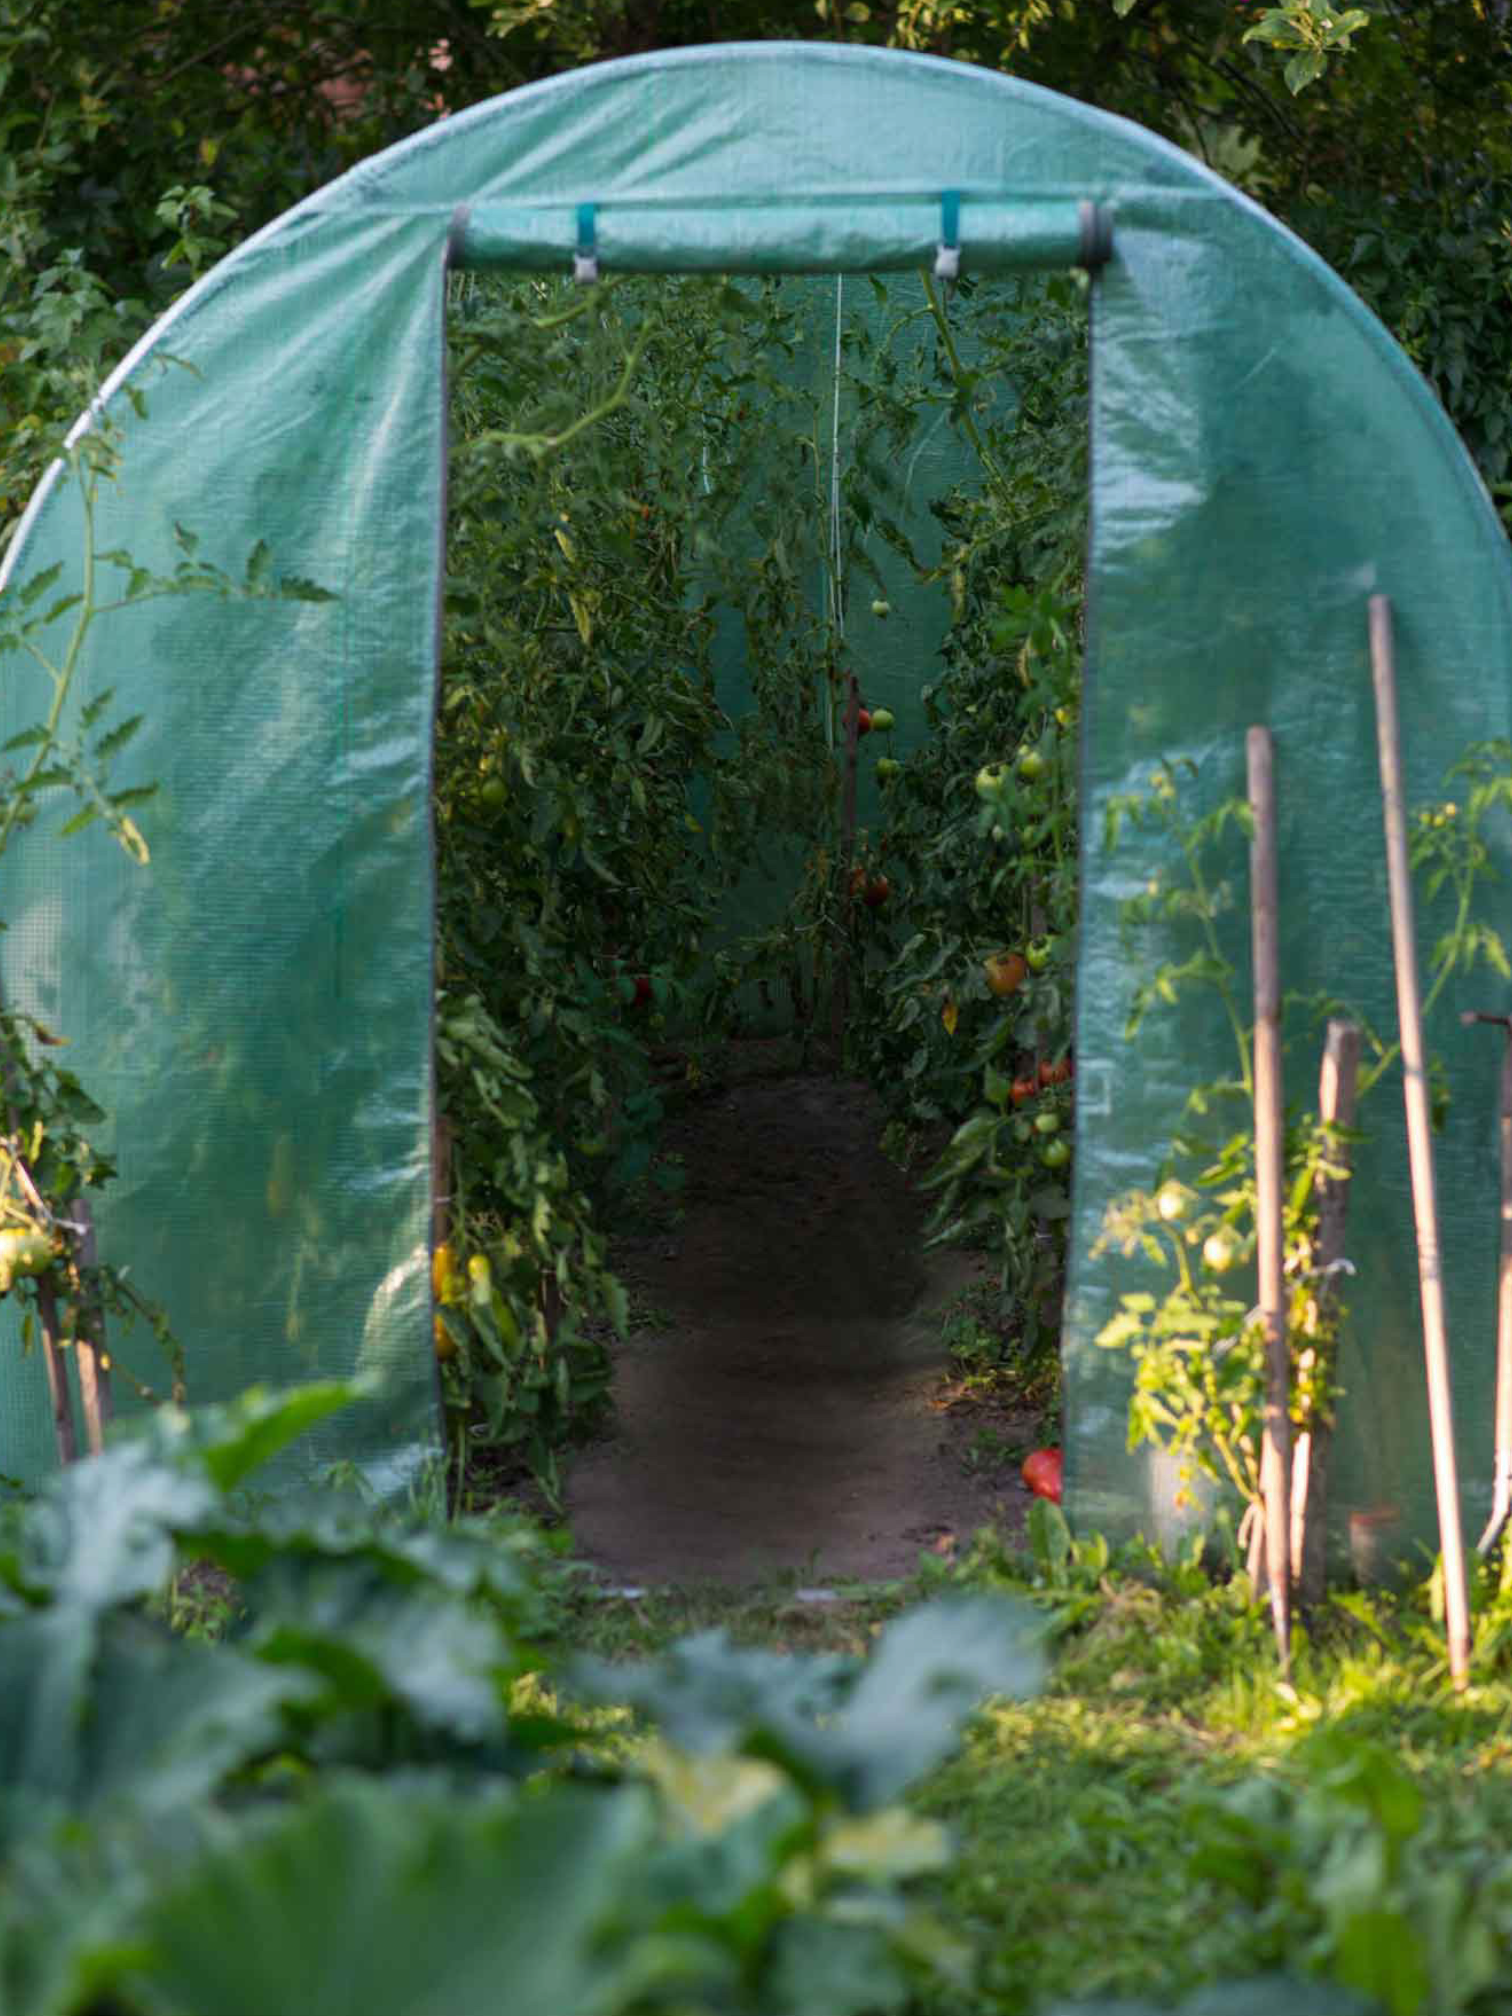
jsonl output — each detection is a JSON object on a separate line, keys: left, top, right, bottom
{"left": 574, "top": 202, "right": 599, "bottom": 282}
{"left": 935, "top": 189, "right": 961, "bottom": 279}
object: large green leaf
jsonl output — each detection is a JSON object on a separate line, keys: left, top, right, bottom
{"left": 245, "top": 1558, "right": 512, "bottom": 1750}
{"left": 19, "top": 1443, "right": 215, "bottom": 1611}
{"left": 136, "top": 1381, "right": 363, "bottom": 1493}
{"left": 808, "top": 1597, "right": 1045, "bottom": 1811}
{"left": 0, "top": 1610, "right": 314, "bottom": 1852}
{"left": 578, "top": 1596, "right": 1042, "bottom": 1811}
{"left": 128, "top": 1779, "right": 695, "bottom": 2016}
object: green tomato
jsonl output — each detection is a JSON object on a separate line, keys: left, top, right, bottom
{"left": 871, "top": 599, "right": 891, "bottom": 619}
{"left": 876, "top": 756, "right": 902, "bottom": 781}
{"left": 1017, "top": 747, "right": 1046, "bottom": 782}
{"left": 1025, "top": 936, "right": 1054, "bottom": 973}
{"left": 0, "top": 1227, "right": 55, "bottom": 1293}
{"left": 1156, "top": 1182, "right": 1194, "bottom": 1223}
{"left": 1033, "top": 1110, "right": 1061, "bottom": 1137}
{"left": 1203, "top": 1230, "right": 1240, "bottom": 1274}
{"left": 1040, "top": 1138, "right": 1071, "bottom": 1170}
{"left": 975, "top": 764, "right": 1008, "bottom": 802}
{"left": 1013, "top": 1118, "right": 1034, "bottom": 1145}
{"left": 868, "top": 706, "right": 896, "bottom": 733}
{"left": 479, "top": 776, "right": 508, "bottom": 811}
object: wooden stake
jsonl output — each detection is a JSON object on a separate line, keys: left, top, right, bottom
{"left": 431, "top": 1107, "right": 453, "bottom": 1251}
{"left": 1292, "top": 1019, "right": 1361, "bottom": 1605}
{"left": 1369, "top": 593, "right": 1471, "bottom": 1690}
{"left": 36, "top": 1275, "right": 77, "bottom": 1467}
{"left": 1463, "top": 1011, "right": 1512, "bottom": 1555}
{"left": 72, "top": 1198, "right": 112, "bottom": 1457}
{"left": 1247, "top": 725, "right": 1291, "bottom": 1671}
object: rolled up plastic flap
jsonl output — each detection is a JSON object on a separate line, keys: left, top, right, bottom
{"left": 452, "top": 197, "right": 1109, "bottom": 274}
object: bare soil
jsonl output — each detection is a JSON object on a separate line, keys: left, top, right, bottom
{"left": 566, "top": 1063, "right": 1031, "bottom": 1586}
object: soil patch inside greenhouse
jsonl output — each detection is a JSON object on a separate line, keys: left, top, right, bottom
{"left": 566, "top": 1058, "right": 1033, "bottom": 1587}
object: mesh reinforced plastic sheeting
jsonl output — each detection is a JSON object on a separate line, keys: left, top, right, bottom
{"left": 2, "top": 45, "right": 1509, "bottom": 1565}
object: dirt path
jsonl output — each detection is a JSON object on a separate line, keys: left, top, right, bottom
{"left": 566, "top": 1068, "right": 1028, "bottom": 1586}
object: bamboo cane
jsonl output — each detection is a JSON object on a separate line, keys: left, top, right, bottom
{"left": 1369, "top": 593, "right": 1471, "bottom": 1689}
{"left": 72, "top": 1198, "right": 112, "bottom": 1457}
{"left": 1291, "top": 1018, "right": 1361, "bottom": 1604}
{"left": 1462, "top": 1011, "right": 1512, "bottom": 1556}
{"left": 1247, "top": 724, "right": 1290, "bottom": 1672}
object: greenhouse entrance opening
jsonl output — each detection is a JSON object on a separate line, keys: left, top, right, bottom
{"left": 437, "top": 262, "right": 1089, "bottom": 1573}
{"left": 4, "top": 44, "right": 1511, "bottom": 1585}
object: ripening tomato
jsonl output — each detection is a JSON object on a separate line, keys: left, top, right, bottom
{"left": 984, "top": 951, "right": 1027, "bottom": 998}
{"left": 1022, "top": 1447, "right": 1063, "bottom": 1503}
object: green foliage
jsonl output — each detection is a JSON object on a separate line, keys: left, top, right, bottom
{"left": 0, "top": 1379, "right": 1042, "bottom": 2015}
{"left": 844, "top": 272, "right": 1087, "bottom": 1350}
{"left": 1240, "top": 3, "right": 1373, "bottom": 97}
{"left": 434, "top": 272, "right": 868, "bottom": 1471}
{"left": 1094, "top": 742, "right": 1512, "bottom": 1532}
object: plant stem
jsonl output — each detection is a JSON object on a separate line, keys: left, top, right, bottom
{"left": 0, "top": 447, "right": 98, "bottom": 863}
{"left": 920, "top": 271, "right": 1011, "bottom": 502}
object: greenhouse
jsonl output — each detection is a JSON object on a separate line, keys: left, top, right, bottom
{"left": 3, "top": 37, "right": 1510, "bottom": 1581}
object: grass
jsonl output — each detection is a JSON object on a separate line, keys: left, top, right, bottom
{"left": 553, "top": 1518, "right": 1512, "bottom": 2014}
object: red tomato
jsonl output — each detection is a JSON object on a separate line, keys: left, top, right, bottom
{"left": 1022, "top": 1447, "right": 1063, "bottom": 1503}
{"left": 864, "top": 874, "right": 890, "bottom": 908}
{"left": 632, "top": 974, "right": 652, "bottom": 1006}
{"left": 1010, "top": 1076, "right": 1037, "bottom": 1106}
{"left": 856, "top": 708, "right": 873, "bottom": 737}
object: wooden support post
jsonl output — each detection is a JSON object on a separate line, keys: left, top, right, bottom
{"left": 1370, "top": 593, "right": 1471, "bottom": 1690}
{"left": 36, "top": 1275, "right": 77, "bottom": 1467}
{"left": 72, "top": 1198, "right": 112, "bottom": 1457}
{"left": 431, "top": 1107, "right": 453, "bottom": 1252}
{"left": 1462, "top": 1011, "right": 1512, "bottom": 1556}
{"left": 1291, "top": 1019, "right": 1361, "bottom": 1605}
{"left": 1247, "top": 725, "right": 1291, "bottom": 1672}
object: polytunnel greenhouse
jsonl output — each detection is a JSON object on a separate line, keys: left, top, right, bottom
{"left": 3, "top": 39, "right": 1511, "bottom": 1580}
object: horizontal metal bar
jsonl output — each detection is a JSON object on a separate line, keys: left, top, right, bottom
{"left": 450, "top": 196, "right": 1111, "bottom": 276}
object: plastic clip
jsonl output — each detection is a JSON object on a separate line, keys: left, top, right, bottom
{"left": 934, "top": 190, "right": 961, "bottom": 282}
{"left": 573, "top": 202, "right": 599, "bottom": 285}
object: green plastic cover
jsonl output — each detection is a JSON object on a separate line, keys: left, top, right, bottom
{"left": 2, "top": 44, "right": 1509, "bottom": 1565}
